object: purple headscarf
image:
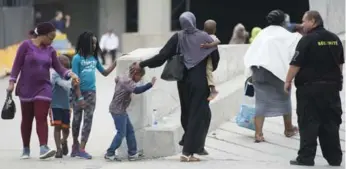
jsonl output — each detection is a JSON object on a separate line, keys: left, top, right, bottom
{"left": 178, "top": 12, "right": 217, "bottom": 69}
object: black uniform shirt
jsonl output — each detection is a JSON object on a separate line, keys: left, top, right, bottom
{"left": 290, "top": 26, "right": 344, "bottom": 87}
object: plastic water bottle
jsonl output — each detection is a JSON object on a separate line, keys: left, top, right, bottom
{"left": 152, "top": 109, "right": 158, "bottom": 126}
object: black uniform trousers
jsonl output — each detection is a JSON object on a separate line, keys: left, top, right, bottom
{"left": 296, "top": 83, "right": 343, "bottom": 165}
{"left": 101, "top": 49, "right": 117, "bottom": 65}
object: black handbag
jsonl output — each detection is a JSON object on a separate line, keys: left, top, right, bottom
{"left": 244, "top": 76, "right": 255, "bottom": 97}
{"left": 1, "top": 91, "right": 16, "bottom": 120}
{"left": 160, "top": 32, "right": 185, "bottom": 81}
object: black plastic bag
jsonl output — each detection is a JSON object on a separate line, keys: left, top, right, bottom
{"left": 1, "top": 91, "right": 16, "bottom": 120}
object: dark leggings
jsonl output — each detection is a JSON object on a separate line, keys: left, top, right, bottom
{"left": 20, "top": 100, "right": 51, "bottom": 147}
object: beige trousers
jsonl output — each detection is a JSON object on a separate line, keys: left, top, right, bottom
{"left": 206, "top": 57, "right": 214, "bottom": 86}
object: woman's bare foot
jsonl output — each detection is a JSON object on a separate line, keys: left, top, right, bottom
{"left": 284, "top": 126, "right": 298, "bottom": 137}
{"left": 255, "top": 133, "right": 265, "bottom": 143}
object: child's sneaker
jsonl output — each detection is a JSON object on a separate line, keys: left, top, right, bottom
{"left": 104, "top": 153, "right": 121, "bottom": 161}
{"left": 39, "top": 145, "right": 56, "bottom": 159}
{"left": 61, "top": 141, "right": 68, "bottom": 155}
{"left": 128, "top": 153, "right": 144, "bottom": 161}
{"left": 70, "top": 144, "right": 79, "bottom": 157}
{"left": 78, "top": 149, "right": 92, "bottom": 159}
{"left": 20, "top": 147, "right": 30, "bottom": 159}
{"left": 55, "top": 149, "right": 63, "bottom": 158}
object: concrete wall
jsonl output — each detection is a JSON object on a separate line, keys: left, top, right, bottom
{"left": 98, "top": 0, "right": 126, "bottom": 51}
{"left": 115, "top": 44, "right": 249, "bottom": 157}
{"left": 309, "top": 0, "right": 345, "bottom": 35}
{"left": 100, "top": 0, "right": 345, "bottom": 53}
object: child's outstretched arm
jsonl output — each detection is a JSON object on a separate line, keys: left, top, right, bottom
{"left": 133, "top": 83, "right": 153, "bottom": 94}
{"left": 133, "top": 77, "right": 156, "bottom": 94}
{"left": 97, "top": 60, "right": 117, "bottom": 77}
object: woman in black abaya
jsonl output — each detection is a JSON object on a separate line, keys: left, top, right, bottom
{"left": 135, "top": 12, "right": 220, "bottom": 162}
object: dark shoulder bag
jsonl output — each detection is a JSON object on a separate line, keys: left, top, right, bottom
{"left": 160, "top": 32, "right": 185, "bottom": 81}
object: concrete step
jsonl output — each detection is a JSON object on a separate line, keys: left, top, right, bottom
{"left": 141, "top": 75, "right": 245, "bottom": 157}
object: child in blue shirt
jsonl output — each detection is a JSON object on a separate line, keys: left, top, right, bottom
{"left": 50, "top": 55, "right": 77, "bottom": 158}
{"left": 71, "top": 31, "right": 117, "bottom": 159}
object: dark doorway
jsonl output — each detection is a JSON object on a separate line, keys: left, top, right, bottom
{"left": 189, "top": 0, "right": 309, "bottom": 44}
{"left": 126, "top": 0, "right": 138, "bottom": 32}
{"left": 34, "top": 2, "right": 64, "bottom": 25}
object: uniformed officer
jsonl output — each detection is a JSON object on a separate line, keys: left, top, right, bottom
{"left": 285, "top": 10, "right": 344, "bottom": 166}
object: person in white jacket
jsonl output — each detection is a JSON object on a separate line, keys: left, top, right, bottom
{"left": 243, "top": 10, "right": 302, "bottom": 142}
{"left": 99, "top": 29, "right": 119, "bottom": 65}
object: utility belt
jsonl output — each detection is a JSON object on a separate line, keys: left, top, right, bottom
{"left": 302, "top": 81, "right": 342, "bottom": 91}
{"left": 303, "top": 81, "right": 338, "bottom": 85}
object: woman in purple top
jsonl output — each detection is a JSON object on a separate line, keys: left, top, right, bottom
{"left": 6, "top": 22, "right": 78, "bottom": 160}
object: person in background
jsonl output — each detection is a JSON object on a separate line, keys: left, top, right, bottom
{"left": 71, "top": 31, "right": 117, "bottom": 159}
{"left": 105, "top": 64, "right": 155, "bottom": 161}
{"left": 50, "top": 55, "right": 77, "bottom": 158}
{"left": 99, "top": 29, "right": 119, "bottom": 65}
{"left": 285, "top": 10, "right": 344, "bottom": 167}
{"left": 200, "top": 19, "right": 221, "bottom": 100}
{"left": 249, "top": 27, "right": 262, "bottom": 44}
{"left": 244, "top": 10, "right": 301, "bottom": 142}
{"left": 35, "top": 11, "right": 43, "bottom": 24}
{"left": 229, "top": 23, "right": 249, "bottom": 44}
{"left": 51, "top": 11, "right": 71, "bottom": 33}
{"left": 7, "top": 22, "right": 78, "bottom": 159}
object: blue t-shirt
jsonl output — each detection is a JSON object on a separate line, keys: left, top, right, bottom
{"left": 51, "top": 71, "right": 71, "bottom": 109}
{"left": 72, "top": 54, "right": 105, "bottom": 91}
{"left": 51, "top": 20, "right": 65, "bottom": 32}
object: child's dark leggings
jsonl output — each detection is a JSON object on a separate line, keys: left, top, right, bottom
{"left": 20, "top": 100, "right": 51, "bottom": 147}
{"left": 72, "top": 91, "right": 96, "bottom": 144}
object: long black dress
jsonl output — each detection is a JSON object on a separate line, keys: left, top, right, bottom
{"left": 140, "top": 33, "right": 220, "bottom": 155}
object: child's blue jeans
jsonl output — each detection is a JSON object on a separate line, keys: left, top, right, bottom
{"left": 107, "top": 113, "right": 137, "bottom": 156}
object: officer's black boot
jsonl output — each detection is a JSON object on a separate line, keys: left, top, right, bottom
{"left": 290, "top": 157, "right": 315, "bottom": 166}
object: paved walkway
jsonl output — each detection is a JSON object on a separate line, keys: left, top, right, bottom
{"left": 0, "top": 73, "right": 344, "bottom": 169}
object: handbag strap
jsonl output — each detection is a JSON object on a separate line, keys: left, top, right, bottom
{"left": 176, "top": 31, "right": 181, "bottom": 54}
{"left": 242, "top": 79, "right": 250, "bottom": 104}
{"left": 6, "top": 91, "right": 12, "bottom": 101}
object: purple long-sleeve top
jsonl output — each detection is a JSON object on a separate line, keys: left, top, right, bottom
{"left": 9, "top": 40, "right": 70, "bottom": 102}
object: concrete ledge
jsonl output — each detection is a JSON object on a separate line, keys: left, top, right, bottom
{"left": 115, "top": 45, "right": 247, "bottom": 158}
{"left": 142, "top": 75, "right": 244, "bottom": 157}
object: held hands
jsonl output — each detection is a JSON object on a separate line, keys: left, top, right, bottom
{"left": 69, "top": 72, "right": 79, "bottom": 84}
{"left": 151, "top": 77, "right": 157, "bottom": 85}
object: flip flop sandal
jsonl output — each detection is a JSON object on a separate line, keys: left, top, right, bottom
{"left": 254, "top": 134, "right": 265, "bottom": 143}
{"left": 285, "top": 126, "right": 298, "bottom": 137}
{"left": 180, "top": 155, "right": 200, "bottom": 162}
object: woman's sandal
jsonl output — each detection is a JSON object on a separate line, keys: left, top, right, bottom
{"left": 180, "top": 155, "right": 200, "bottom": 162}
{"left": 284, "top": 126, "right": 298, "bottom": 137}
{"left": 254, "top": 133, "right": 265, "bottom": 143}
